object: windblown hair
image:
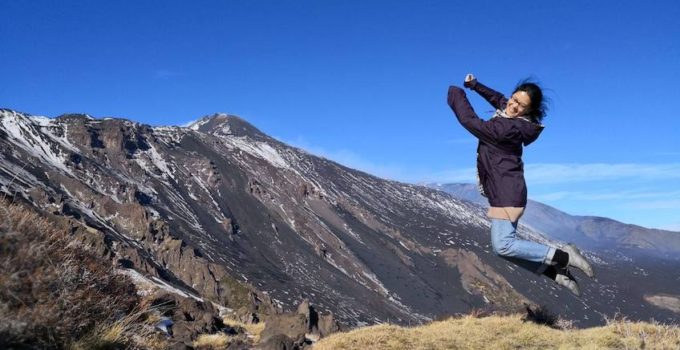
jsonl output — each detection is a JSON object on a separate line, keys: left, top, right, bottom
{"left": 514, "top": 79, "right": 548, "bottom": 123}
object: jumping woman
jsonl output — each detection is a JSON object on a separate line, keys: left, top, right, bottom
{"left": 447, "top": 74, "right": 594, "bottom": 296}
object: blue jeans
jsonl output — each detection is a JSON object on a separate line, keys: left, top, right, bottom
{"left": 490, "top": 219, "right": 554, "bottom": 273}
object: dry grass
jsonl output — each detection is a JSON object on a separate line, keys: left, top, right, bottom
{"left": 222, "top": 316, "right": 266, "bottom": 343}
{"left": 0, "top": 200, "right": 167, "bottom": 349}
{"left": 69, "top": 305, "right": 167, "bottom": 350}
{"left": 191, "top": 316, "right": 265, "bottom": 349}
{"left": 314, "top": 314, "right": 680, "bottom": 350}
{"left": 193, "top": 333, "right": 235, "bottom": 349}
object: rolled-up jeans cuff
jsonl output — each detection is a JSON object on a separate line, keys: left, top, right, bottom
{"left": 543, "top": 246, "right": 557, "bottom": 265}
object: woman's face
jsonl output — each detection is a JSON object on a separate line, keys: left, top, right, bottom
{"left": 505, "top": 91, "right": 531, "bottom": 117}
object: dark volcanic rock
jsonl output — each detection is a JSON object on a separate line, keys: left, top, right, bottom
{"left": 258, "top": 300, "right": 340, "bottom": 348}
{"left": 260, "top": 313, "right": 307, "bottom": 345}
{"left": 295, "top": 299, "right": 341, "bottom": 338}
{"left": 317, "top": 312, "right": 342, "bottom": 338}
{"left": 256, "top": 334, "right": 297, "bottom": 350}
{"left": 148, "top": 292, "right": 241, "bottom": 345}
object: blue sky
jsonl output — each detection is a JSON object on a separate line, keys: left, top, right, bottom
{"left": 2, "top": 1, "right": 679, "bottom": 231}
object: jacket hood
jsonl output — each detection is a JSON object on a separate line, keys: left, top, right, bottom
{"left": 518, "top": 119, "right": 544, "bottom": 146}
{"left": 493, "top": 110, "right": 545, "bottom": 146}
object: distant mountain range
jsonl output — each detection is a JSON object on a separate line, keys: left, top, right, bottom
{"left": 426, "top": 183, "right": 680, "bottom": 257}
{"left": 1, "top": 108, "right": 679, "bottom": 329}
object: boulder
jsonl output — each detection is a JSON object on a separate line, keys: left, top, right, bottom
{"left": 149, "top": 293, "right": 234, "bottom": 344}
{"left": 296, "top": 299, "right": 341, "bottom": 337}
{"left": 317, "top": 312, "right": 341, "bottom": 338}
{"left": 256, "top": 334, "right": 297, "bottom": 350}
{"left": 259, "top": 313, "right": 307, "bottom": 344}
{"left": 258, "top": 299, "right": 341, "bottom": 348}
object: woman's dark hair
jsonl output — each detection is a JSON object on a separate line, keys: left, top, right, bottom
{"left": 513, "top": 79, "right": 548, "bottom": 123}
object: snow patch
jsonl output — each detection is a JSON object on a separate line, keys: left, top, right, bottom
{"left": 226, "top": 137, "right": 290, "bottom": 169}
{"left": 362, "top": 271, "right": 390, "bottom": 296}
{"left": 120, "top": 268, "right": 203, "bottom": 302}
{"left": 147, "top": 143, "right": 175, "bottom": 179}
{"left": 1, "top": 111, "right": 74, "bottom": 175}
{"left": 187, "top": 118, "right": 210, "bottom": 131}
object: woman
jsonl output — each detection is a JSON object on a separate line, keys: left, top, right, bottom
{"left": 447, "top": 74, "right": 594, "bottom": 296}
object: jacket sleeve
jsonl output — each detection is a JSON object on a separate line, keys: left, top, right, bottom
{"left": 466, "top": 80, "right": 508, "bottom": 110}
{"left": 447, "top": 86, "right": 510, "bottom": 145}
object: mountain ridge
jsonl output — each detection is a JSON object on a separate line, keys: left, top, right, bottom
{"left": 2, "top": 108, "right": 679, "bottom": 330}
{"left": 426, "top": 183, "right": 680, "bottom": 255}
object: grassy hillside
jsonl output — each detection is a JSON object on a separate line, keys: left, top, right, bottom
{"left": 0, "top": 200, "right": 166, "bottom": 349}
{"left": 314, "top": 314, "right": 680, "bottom": 350}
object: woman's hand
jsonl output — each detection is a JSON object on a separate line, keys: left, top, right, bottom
{"left": 464, "top": 73, "right": 477, "bottom": 88}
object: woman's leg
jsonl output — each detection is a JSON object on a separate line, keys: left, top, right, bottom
{"left": 490, "top": 219, "right": 555, "bottom": 273}
{"left": 489, "top": 219, "right": 585, "bottom": 296}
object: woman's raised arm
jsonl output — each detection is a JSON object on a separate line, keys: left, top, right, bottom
{"left": 447, "top": 85, "right": 506, "bottom": 145}
{"left": 464, "top": 74, "right": 508, "bottom": 110}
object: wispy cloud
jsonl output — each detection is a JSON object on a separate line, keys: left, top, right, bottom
{"left": 661, "top": 222, "right": 680, "bottom": 232}
{"left": 530, "top": 191, "right": 574, "bottom": 201}
{"left": 425, "top": 163, "right": 680, "bottom": 186}
{"left": 283, "top": 136, "right": 409, "bottom": 181}
{"left": 531, "top": 189, "right": 680, "bottom": 202}
{"left": 514, "top": 164, "right": 680, "bottom": 230}
{"left": 525, "top": 163, "right": 680, "bottom": 184}
{"left": 282, "top": 139, "right": 479, "bottom": 184}
{"left": 418, "top": 162, "right": 680, "bottom": 230}
{"left": 627, "top": 199, "right": 680, "bottom": 210}
{"left": 269, "top": 142, "right": 680, "bottom": 230}
{"left": 426, "top": 168, "right": 476, "bottom": 183}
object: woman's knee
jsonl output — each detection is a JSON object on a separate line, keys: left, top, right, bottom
{"left": 492, "top": 238, "right": 514, "bottom": 257}
{"left": 490, "top": 220, "right": 515, "bottom": 256}
{"left": 491, "top": 231, "right": 515, "bottom": 256}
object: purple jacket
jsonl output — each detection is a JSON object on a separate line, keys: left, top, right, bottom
{"left": 447, "top": 81, "right": 544, "bottom": 207}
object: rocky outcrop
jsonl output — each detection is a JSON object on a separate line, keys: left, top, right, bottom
{"left": 147, "top": 292, "right": 241, "bottom": 347}
{"left": 644, "top": 294, "right": 680, "bottom": 314}
{"left": 441, "top": 248, "right": 530, "bottom": 311}
{"left": 258, "top": 300, "right": 341, "bottom": 349}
